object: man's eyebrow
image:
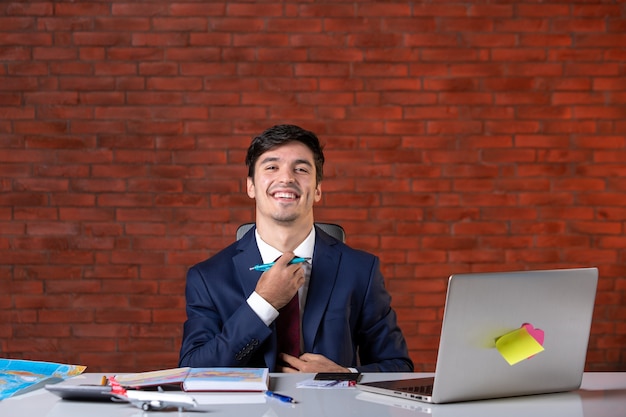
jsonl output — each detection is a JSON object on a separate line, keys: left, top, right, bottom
{"left": 294, "top": 158, "right": 313, "bottom": 167}
{"left": 259, "top": 156, "right": 279, "bottom": 165}
{"left": 258, "top": 156, "right": 313, "bottom": 167}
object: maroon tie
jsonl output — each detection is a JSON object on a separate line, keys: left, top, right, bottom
{"left": 276, "top": 293, "right": 300, "bottom": 358}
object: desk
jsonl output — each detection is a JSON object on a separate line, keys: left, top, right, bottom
{"left": 1, "top": 372, "right": 625, "bottom": 417}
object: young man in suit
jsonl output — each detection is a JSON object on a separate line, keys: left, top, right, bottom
{"left": 179, "top": 124, "right": 413, "bottom": 372}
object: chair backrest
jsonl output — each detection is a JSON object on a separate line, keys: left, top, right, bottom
{"left": 236, "top": 222, "right": 346, "bottom": 243}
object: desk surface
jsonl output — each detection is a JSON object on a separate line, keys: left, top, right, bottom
{"left": 1, "top": 372, "right": 625, "bottom": 417}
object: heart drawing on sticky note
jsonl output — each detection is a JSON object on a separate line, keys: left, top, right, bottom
{"left": 522, "top": 323, "right": 544, "bottom": 346}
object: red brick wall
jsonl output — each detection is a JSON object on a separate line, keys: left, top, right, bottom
{"left": 1, "top": 1, "right": 625, "bottom": 372}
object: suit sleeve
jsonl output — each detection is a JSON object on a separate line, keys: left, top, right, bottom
{"left": 178, "top": 266, "right": 273, "bottom": 368}
{"left": 355, "top": 257, "right": 414, "bottom": 372}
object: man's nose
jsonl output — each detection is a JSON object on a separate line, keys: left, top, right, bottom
{"left": 279, "top": 170, "right": 295, "bottom": 183}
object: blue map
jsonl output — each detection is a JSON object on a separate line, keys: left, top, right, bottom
{"left": 0, "top": 358, "right": 86, "bottom": 400}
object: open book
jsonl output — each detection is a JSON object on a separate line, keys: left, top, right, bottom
{"left": 113, "top": 367, "right": 269, "bottom": 392}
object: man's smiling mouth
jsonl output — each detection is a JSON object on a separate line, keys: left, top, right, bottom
{"left": 272, "top": 191, "right": 299, "bottom": 200}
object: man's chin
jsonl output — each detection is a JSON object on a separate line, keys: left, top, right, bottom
{"left": 271, "top": 215, "right": 298, "bottom": 224}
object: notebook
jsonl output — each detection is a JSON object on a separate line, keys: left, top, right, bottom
{"left": 357, "top": 267, "right": 598, "bottom": 404}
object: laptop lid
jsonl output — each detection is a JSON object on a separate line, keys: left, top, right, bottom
{"left": 358, "top": 267, "right": 598, "bottom": 404}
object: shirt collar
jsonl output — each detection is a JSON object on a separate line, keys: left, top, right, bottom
{"left": 255, "top": 226, "right": 316, "bottom": 264}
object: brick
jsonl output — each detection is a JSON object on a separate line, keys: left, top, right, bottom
{"left": 544, "top": 120, "right": 598, "bottom": 133}
{"left": 405, "top": 33, "right": 459, "bottom": 47}
{"left": 462, "top": 33, "right": 517, "bottom": 47}
{"left": 168, "top": 2, "right": 225, "bottom": 15}
{"left": 481, "top": 236, "right": 534, "bottom": 249}
{"left": 469, "top": 4, "right": 512, "bottom": 17}
{"left": 348, "top": 33, "right": 405, "bottom": 48}
{"left": 146, "top": 76, "right": 202, "bottom": 91}
{"left": 13, "top": 207, "right": 56, "bottom": 221}
{"left": 60, "top": 338, "right": 119, "bottom": 355}
{"left": 613, "top": 93, "right": 626, "bottom": 103}
{"left": 553, "top": 92, "right": 606, "bottom": 105}
{"left": 0, "top": 106, "right": 34, "bottom": 119}
{"left": 563, "top": 249, "right": 618, "bottom": 264}
{"left": 505, "top": 249, "right": 562, "bottom": 264}
{"left": 450, "top": 63, "right": 504, "bottom": 77}
{"left": 550, "top": 49, "right": 604, "bottom": 61}
{"left": 576, "top": 34, "right": 626, "bottom": 47}
{"left": 77, "top": 92, "right": 124, "bottom": 105}
{"left": 323, "top": 18, "right": 382, "bottom": 33}
{"left": 574, "top": 106, "right": 626, "bottom": 119}
{"left": 567, "top": 63, "right": 619, "bottom": 76}
{"left": 492, "top": 48, "right": 547, "bottom": 61}
{"left": 606, "top": 45, "right": 626, "bottom": 59}
{"left": 0, "top": 16, "right": 36, "bottom": 30}
{"left": 226, "top": 3, "right": 282, "bottom": 17}
{"left": 428, "top": 121, "right": 483, "bottom": 134}
{"left": 58, "top": 76, "right": 116, "bottom": 91}
{"left": 518, "top": 4, "right": 570, "bottom": 17}
{"left": 536, "top": 235, "right": 589, "bottom": 248}
{"left": 573, "top": 5, "right": 622, "bottom": 17}
{"left": 110, "top": 2, "right": 168, "bottom": 16}
{"left": 0, "top": 93, "right": 21, "bottom": 106}
{"left": 0, "top": 33, "right": 53, "bottom": 46}
{"left": 38, "top": 106, "right": 93, "bottom": 120}
{"left": 107, "top": 47, "right": 163, "bottom": 61}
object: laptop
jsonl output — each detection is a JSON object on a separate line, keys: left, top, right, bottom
{"left": 357, "top": 267, "right": 598, "bottom": 404}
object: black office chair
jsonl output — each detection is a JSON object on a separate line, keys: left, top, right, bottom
{"left": 236, "top": 222, "right": 345, "bottom": 243}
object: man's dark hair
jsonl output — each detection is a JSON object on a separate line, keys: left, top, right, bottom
{"left": 245, "top": 124, "right": 325, "bottom": 184}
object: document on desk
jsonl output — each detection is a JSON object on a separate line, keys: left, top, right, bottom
{"left": 296, "top": 379, "right": 357, "bottom": 389}
{"left": 297, "top": 372, "right": 361, "bottom": 389}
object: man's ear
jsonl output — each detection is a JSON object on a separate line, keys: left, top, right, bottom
{"left": 314, "top": 183, "right": 322, "bottom": 202}
{"left": 246, "top": 177, "right": 255, "bottom": 198}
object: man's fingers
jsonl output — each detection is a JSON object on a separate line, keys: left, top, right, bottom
{"left": 274, "top": 251, "right": 296, "bottom": 267}
{"left": 278, "top": 353, "right": 301, "bottom": 372}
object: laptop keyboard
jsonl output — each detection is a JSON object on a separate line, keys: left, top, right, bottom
{"left": 398, "top": 384, "right": 434, "bottom": 396}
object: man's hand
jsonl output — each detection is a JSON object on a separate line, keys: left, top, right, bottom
{"left": 254, "top": 251, "right": 305, "bottom": 309}
{"left": 278, "top": 353, "right": 350, "bottom": 373}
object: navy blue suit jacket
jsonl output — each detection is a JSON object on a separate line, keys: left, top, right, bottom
{"left": 179, "top": 226, "right": 413, "bottom": 372}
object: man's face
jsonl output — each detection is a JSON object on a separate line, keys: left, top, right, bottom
{"left": 247, "top": 141, "right": 322, "bottom": 224}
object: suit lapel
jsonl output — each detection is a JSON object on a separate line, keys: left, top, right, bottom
{"left": 302, "top": 233, "right": 341, "bottom": 351}
{"left": 233, "top": 234, "right": 263, "bottom": 296}
{"left": 232, "top": 230, "right": 278, "bottom": 370}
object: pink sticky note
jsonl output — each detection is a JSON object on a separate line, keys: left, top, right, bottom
{"left": 522, "top": 323, "right": 544, "bottom": 345}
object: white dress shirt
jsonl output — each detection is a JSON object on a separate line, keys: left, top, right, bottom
{"left": 246, "top": 227, "right": 315, "bottom": 329}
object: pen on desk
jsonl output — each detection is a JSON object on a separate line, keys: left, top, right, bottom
{"left": 265, "top": 390, "right": 296, "bottom": 403}
{"left": 249, "top": 257, "right": 310, "bottom": 272}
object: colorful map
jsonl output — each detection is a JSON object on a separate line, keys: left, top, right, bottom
{"left": 0, "top": 358, "right": 86, "bottom": 400}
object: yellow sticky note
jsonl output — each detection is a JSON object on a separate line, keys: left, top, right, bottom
{"left": 495, "top": 327, "right": 545, "bottom": 365}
